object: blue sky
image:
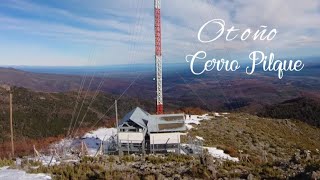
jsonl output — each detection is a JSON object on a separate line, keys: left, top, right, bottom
{"left": 0, "top": 0, "right": 319, "bottom": 66}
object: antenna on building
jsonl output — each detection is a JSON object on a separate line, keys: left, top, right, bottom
{"left": 155, "top": 0, "right": 163, "bottom": 114}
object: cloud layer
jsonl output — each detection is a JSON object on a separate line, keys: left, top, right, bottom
{"left": 0, "top": 0, "right": 319, "bottom": 66}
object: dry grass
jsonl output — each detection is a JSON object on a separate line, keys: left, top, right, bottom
{"left": 189, "top": 113, "right": 320, "bottom": 161}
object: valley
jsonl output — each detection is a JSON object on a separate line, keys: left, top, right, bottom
{"left": 0, "top": 64, "right": 319, "bottom": 179}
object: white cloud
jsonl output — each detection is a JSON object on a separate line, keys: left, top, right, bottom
{"left": 0, "top": 0, "right": 319, "bottom": 66}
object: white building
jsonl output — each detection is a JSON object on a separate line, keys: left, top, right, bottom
{"left": 117, "top": 107, "right": 186, "bottom": 154}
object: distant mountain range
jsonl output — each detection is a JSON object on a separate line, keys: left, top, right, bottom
{"left": 0, "top": 67, "right": 137, "bottom": 93}
{"left": 1, "top": 66, "right": 320, "bottom": 112}
{"left": 0, "top": 66, "right": 319, "bottom": 157}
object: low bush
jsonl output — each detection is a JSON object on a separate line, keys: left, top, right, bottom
{"left": 0, "top": 158, "right": 14, "bottom": 167}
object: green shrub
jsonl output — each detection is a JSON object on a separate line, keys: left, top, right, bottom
{"left": 121, "top": 155, "right": 135, "bottom": 162}
{"left": 0, "top": 158, "right": 14, "bottom": 167}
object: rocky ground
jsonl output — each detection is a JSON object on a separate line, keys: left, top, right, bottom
{"left": 186, "top": 112, "right": 320, "bottom": 179}
{"left": 1, "top": 112, "right": 320, "bottom": 179}
{"left": 24, "top": 151, "right": 320, "bottom": 179}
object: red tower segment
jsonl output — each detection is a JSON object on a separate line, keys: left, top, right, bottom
{"left": 154, "top": 0, "right": 163, "bottom": 114}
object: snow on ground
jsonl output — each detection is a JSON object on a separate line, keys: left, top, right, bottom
{"left": 204, "top": 147, "right": 239, "bottom": 162}
{"left": 64, "top": 128, "right": 117, "bottom": 156}
{"left": 185, "top": 113, "right": 229, "bottom": 129}
{"left": 185, "top": 124, "right": 193, "bottom": 130}
{"left": 83, "top": 128, "right": 117, "bottom": 141}
{"left": 181, "top": 144, "right": 239, "bottom": 162}
{"left": 49, "top": 127, "right": 118, "bottom": 157}
{"left": 29, "top": 156, "right": 60, "bottom": 166}
{"left": 0, "top": 166, "right": 51, "bottom": 180}
{"left": 79, "top": 128, "right": 117, "bottom": 156}
{"left": 185, "top": 115, "right": 202, "bottom": 125}
{"left": 185, "top": 114, "right": 212, "bottom": 129}
{"left": 195, "top": 136, "right": 204, "bottom": 141}
{"left": 51, "top": 138, "right": 73, "bottom": 149}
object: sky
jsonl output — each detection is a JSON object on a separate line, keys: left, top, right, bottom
{"left": 0, "top": 0, "right": 319, "bottom": 66}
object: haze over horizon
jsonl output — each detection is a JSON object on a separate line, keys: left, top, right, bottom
{"left": 0, "top": 0, "right": 319, "bottom": 66}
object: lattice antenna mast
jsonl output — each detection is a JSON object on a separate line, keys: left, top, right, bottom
{"left": 155, "top": 0, "right": 163, "bottom": 114}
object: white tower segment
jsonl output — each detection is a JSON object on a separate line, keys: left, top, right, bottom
{"left": 154, "top": 0, "right": 163, "bottom": 114}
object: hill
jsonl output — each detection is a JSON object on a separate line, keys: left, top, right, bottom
{"left": 258, "top": 96, "right": 320, "bottom": 127}
{"left": 0, "top": 84, "right": 319, "bottom": 178}
{"left": 188, "top": 113, "right": 320, "bottom": 178}
{"left": 3, "top": 112, "right": 319, "bottom": 179}
{"left": 0, "top": 85, "right": 154, "bottom": 157}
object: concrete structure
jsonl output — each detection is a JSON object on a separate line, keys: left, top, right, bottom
{"left": 117, "top": 107, "right": 186, "bottom": 154}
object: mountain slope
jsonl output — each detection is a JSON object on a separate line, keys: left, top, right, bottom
{"left": 188, "top": 113, "right": 320, "bottom": 178}
{"left": 258, "top": 97, "right": 320, "bottom": 127}
{"left": 0, "top": 85, "right": 154, "bottom": 156}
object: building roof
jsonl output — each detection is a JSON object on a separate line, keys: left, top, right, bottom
{"left": 151, "top": 114, "right": 185, "bottom": 121}
{"left": 120, "top": 107, "right": 187, "bottom": 133}
{"left": 120, "top": 107, "right": 152, "bottom": 129}
{"left": 147, "top": 116, "right": 186, "bottom": 133}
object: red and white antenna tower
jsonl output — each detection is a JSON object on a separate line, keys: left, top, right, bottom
{"left": 154, "top": 0, "right": 163, "bottom": 114}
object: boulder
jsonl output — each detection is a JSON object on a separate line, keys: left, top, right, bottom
{"left": 311, "top": 171, "right": 320, "bottom": 179}
{"left": 247, "top": 174, "right": 254, "bottom": 180}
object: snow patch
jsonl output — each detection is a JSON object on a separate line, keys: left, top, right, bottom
{"left": 0, "top": 166, "right": 51, "bottom": 180}
{"left": 51, "top": 128, "right": 117, "bottom": 157}
{"left": 30, "top": 156, "right": 60, "bottom": 166}
{"left": 185, "top": 114, "right": 212, "bottom": 129}
{"left": 83, "top": 128, "right": 117, "bottom": 141}
{"left": 204, "top": 147, "right": 239, "bottom": 162}
{"left": 185, "top": 124, "right": 193, "bottom": 130}
{"left": 79, "top": 128, "right": 117, "bottom": 156}
{"left": 195, "top": 136, "right": 204, "bottom": 141}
